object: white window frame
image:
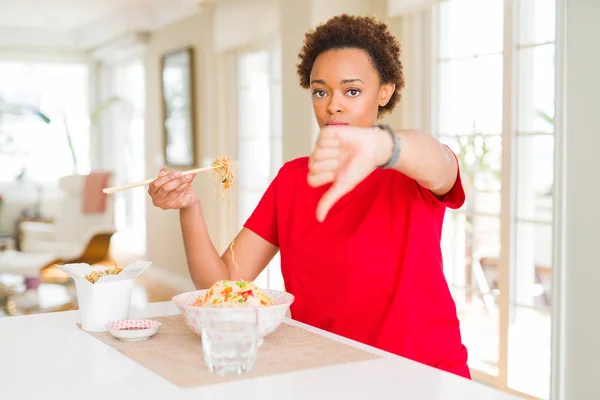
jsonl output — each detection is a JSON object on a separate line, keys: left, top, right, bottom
{"left": 229, "top": 39, "right": 283, "bottom": 291}
{"left": 411, "top": 1, "right": 563, "bottom": 398}
{"left": 93, "top": 40, "right": 148, "bottom": 257}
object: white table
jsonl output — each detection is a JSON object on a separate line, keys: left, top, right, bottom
{"left": 0, "top": 301, "right": 521, "bottom": 400}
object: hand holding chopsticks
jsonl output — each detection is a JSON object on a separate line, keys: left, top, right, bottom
{"left": 102, "top": 165, "right": 218, "bottom": 194}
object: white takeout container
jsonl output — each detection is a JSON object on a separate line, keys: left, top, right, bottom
{"left": 58, "top": 261, "right": 151, "bottom": 332}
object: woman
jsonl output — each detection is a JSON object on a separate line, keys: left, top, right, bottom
{"left": 149, "top": 14, "right": 470, "bottom": 379}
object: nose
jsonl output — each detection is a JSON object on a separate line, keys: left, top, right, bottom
{"left": 326, "top": 92, "right": 343, "bottom": 115}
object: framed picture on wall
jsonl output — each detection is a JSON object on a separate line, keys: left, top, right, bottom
{"left": 160, "top": 47, "right": 196, "bottom": 167}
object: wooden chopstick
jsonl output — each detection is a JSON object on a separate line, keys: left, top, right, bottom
{"left": 102, "top": 166, "right": 218, "bottom": 194}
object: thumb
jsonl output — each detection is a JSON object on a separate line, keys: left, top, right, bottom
{"left": 316, "top": 152, "right": 374, "bottom": 222}
{"left": 316, "top": 173, "right": 355, "bottom": 223}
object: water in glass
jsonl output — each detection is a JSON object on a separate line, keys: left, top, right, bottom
{"left": 201, "top": 309, "right": 258, "bottom": 375}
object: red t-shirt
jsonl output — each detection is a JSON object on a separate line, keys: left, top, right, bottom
{"left": 244, "top": 156, "right": 470, "bottom": 379}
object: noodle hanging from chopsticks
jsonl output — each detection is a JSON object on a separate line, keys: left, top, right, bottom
{"left": 211, "top": 156, "right": 236, "bottom": 198}
{"left": 211, "top": 156, "right": 239, "bottom": 271}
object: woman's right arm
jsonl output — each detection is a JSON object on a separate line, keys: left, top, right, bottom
{"left": 149, "top": 169, "right": 278, "bottom": 289}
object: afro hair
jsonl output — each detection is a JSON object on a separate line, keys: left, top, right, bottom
{"left": 297, "top": 14, "right": 405, "bottom": 116}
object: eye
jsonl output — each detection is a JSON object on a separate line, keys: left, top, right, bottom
{"left": 312, "top": 89, "right": 327, "bottom": 98}
{"left": 346, "top": 89, "right": 361, "bottom": 97}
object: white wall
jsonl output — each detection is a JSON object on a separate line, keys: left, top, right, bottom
{"left": 145, "top": 10, "right": 222, "bottom": 279}
{"left": 560, "top": 0, "right": 600, "bottom": 398}
{"left": 213, "top": 0, "right": 279, "bottom": 52}
{"left": 279, "top": 0, "right": 315, "bottom": 162}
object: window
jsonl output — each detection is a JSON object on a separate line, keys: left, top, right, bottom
{"left": 100, "top": 59, "right": 147, "bottom": 255}
{"left": 434, "top": 0, "right": 556, "bottom": 398}
{"left": 235, "top": 42, "right": 283, "bottom": 290}
{"left": 0, "top": 61, "right": 90, "bottom": 183}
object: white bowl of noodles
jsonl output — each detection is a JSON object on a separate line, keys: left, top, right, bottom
{"left": 171, "top": 280, "right": 294, "bottom": 340}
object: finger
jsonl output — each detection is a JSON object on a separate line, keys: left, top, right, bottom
{"left": 150, "top": 170, "right": 179, "bottom": 194}
{"left": 310, "top": 147, "right": 340, "bottom": 163}
{"left": 308, "top": 158, "right": 340, "bottom": 175}
{"left": 150, "top": 171, "right": 181, "bottom": 195}
{"left": 163, "top": 183, "right": 191, "bottom": 209}
{"left": 157, "top": 175, "right": 192, "bottom": 197}
{"left": 178, "top": 173, "right": 195, "bottom": 186}
{"left": 148, "top": 169, "right": 170, "bottom": 195}
{"left": 315, "top": 137, "right": 340, "bottom": 149}
{"left": 321, "top": 126, "right": 343, "bottom": 140}
{"left": 151, "top": 178, "right": 187, "bottom": 205}
{"left": 316, "top": 183, "right": 346, "bottom": 222}
{"left": 307, "top": 171, "right": 335, "bottom": 188}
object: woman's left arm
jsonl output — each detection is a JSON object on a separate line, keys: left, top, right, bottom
{"left": 308, "top": 126, "right": 458, "bottom": 222}
{"left": 379, "top": 128, "right": 458, "bottom": 196}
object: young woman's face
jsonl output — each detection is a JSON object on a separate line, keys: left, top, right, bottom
{"left": 309, "top": 48, "right": 395, "bottom": 129}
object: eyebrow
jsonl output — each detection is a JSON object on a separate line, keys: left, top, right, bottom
{"left": 310, "top": 78, "right": 365, "bottom": 85}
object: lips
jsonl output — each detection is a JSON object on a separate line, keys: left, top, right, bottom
{"left": 326, "top": 121, "right": 348, "bottom": 126}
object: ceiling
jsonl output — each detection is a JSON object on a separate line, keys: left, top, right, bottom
{"left": 0, "top": 0, "right": 210, "bottom": 52}
{"left": 0, "top": 0, "right": 142, "bottom": 30}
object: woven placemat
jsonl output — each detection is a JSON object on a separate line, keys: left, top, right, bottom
{"left": 83, "top": 314, "right": 380, "bottom": 387}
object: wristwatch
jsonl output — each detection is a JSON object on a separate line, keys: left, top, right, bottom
{"left": 376, "top": 124, "right": 401, "bottom": 169}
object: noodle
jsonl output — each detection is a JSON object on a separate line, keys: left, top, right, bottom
{"left": 192, "top": 280, "right": 273, "bottom": 307}
{"left": 85, "top": 261, "right": 123, "bottom": 284}
{"left": 211, "top": 156, "right": 235, "bottom": 198}
{"left": 211, "top": 156, "right": 239, "bottom": 272}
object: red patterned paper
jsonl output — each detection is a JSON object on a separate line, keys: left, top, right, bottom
{"left": 109, "top": 319, "right": 160, "bottom": 331}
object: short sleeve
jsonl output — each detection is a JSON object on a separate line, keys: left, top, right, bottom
{"left": 243, "top": 173, "right": 279, "bottom": 247}
{"left": 417, "top": 146, "right": 466, "bottom": 210}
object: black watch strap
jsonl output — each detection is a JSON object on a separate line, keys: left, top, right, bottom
{"left": 376, "top": 124, "right": 401, "bottom": 169}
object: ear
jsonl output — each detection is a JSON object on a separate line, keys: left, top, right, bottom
{"left": 378, "top": 83, "right": 396, "bottom": 107}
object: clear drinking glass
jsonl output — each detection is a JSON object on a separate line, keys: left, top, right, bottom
{"left": 201, "top": 308, "right": 259, "bottom": 375}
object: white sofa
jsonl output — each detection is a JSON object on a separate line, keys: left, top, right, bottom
{"left": 0, "top": 181, "right": 62, "bottom": 237}
{"left": 19, "top": 174, "right": 115, "bottom": 263}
